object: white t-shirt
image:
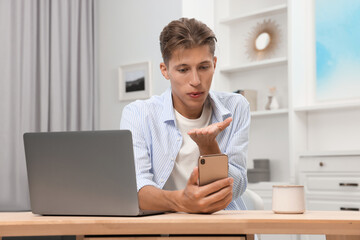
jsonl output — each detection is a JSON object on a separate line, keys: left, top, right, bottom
{"left": 163, "top": 100, "right": 212, "bottom": 191}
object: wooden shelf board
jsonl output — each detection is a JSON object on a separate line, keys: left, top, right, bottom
{"left": 251, "top": 109, "right": 288, "bottom": 117}
{"left": 220, "top": 57, "right": 287, "bottom": 73}
{"left": 220, "top": 4, "right": 287, "bottom": 24}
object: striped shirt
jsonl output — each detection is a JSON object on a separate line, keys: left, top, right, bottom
{"left": 120, "top": 87, "right": 250, "bottom": 210}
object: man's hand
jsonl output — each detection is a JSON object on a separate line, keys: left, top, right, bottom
{"left": 138, "top": 167, "right": 233, "bottom": 213}
{"left": 175, "top": 167, "right": 233, "bottom": 213}
{"left": 188, "top": 117, "right": 232, "bottom": 155}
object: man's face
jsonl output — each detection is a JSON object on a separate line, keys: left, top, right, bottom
{"left": 160, "top": 45, "right": 217, "bottom": 119}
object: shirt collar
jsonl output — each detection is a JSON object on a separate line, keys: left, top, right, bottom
{"left": 161, "top": 88, "right": 232, "bottom": 123}
{"left": 161, "top": 88, "right": 176, "bottom": 123}
{"left": 208, "top": 90, "right": 232, "bottom": 123}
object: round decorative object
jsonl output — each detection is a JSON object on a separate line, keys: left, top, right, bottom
{"left": 245, "top": 19, "right": 281, "bottom": 61}
{"left": 255, "top": 32, "right": 271, "bottom": 51}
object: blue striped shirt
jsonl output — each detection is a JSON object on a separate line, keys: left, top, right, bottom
{"left": 120, "top": 87, "right": 250, "bottom": 210}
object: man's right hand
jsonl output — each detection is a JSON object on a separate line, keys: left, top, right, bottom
{"left": 174, "top": 167, "right": 233, "bottom": 213}
{"left": 138, "top": 167, "right": 233, "bottom": 213}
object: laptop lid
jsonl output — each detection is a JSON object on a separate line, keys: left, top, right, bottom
{"left": 23, "top": 130, "right": 147, "bottom": 216}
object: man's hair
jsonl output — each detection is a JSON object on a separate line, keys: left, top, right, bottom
{"left": 159, "top": 18, "right": 217, "bottom": 65}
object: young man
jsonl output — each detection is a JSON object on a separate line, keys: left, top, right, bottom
{"left": 120, "top": 18, "right": 250, "bottom": 213}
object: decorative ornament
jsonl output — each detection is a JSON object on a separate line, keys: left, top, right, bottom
{"left": 245, "top": 19, "right": 281, "bottom": 61}
{"left": 265, "top": 87, "right": 280, "bottom": 110}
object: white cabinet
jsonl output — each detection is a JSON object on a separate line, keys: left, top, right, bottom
{"left": 299, "top": 153, "right": 360, "bottom": 211}
{"left": 298, "top": 153, "right": 360, "bottom": 240}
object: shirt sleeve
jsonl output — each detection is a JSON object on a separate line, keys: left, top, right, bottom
{"left": 225, "top": 99, "right": 250, "bottom": 201}
{"left": 120, "top": 103, "right": 161, "bottom": 191}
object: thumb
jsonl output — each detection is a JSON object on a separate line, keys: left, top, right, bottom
{"left": 188, "top": 167, "right": 199, "bottom": 186}
{"left": 218, "top": 117, "right": 232, "bottom": 131}
{"left": 223, "top": 117, "right": 233, "bottom": 126}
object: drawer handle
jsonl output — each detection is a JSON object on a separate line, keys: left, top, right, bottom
{"left": 339, "top": 183, "right": 359, "bottom": 187}
{"left": 340, "top": 207, "right": 359, "bottom": 211}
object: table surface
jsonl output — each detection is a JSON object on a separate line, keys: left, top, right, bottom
{"left": 1, "top": 210, "right": 360, "bottom": 237}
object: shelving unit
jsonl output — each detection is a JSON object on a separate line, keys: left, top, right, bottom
{"left": 213, "top": 2, "right": 360, "bottom": 240}
{"left": 294, "top": 101, "right": 360, "bottom": 112}
{"left": 214, "top": 0, "right": 290, "bottom": 190}
{"left": 251, "top": 109, "right": 288, "bottom": 117}
{"left": 220, "top": 57, "right": 287, "bottom": 73}
{"left": 214, "top": 5, "right": 294, "bottom": 240}
{"left": 220, "top": 4, "right": 287, "bottom": 24}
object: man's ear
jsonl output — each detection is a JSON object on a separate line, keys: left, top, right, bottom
{"left": 160, "top": 62, "right": 170, "bottom": 80}
{"left": 213, "top": 56, "right": 217, "bottom": 70}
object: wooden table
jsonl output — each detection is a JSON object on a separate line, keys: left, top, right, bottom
{"left": 1, "top": 210, "right": 360, "bottom": 240}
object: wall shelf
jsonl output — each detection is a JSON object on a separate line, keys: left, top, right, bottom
{"left": 294, "top": 101, "right": 360, "bottom": 112}
{"left": 251, "top": 109, "right": 288, "bottom": 117}
{"left": 220, "top": 57, "right": 287, "bottom": 73}
{"left": 220, "top": 4, "right": 287, "bottom": 24}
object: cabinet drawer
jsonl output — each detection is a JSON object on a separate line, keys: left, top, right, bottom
{"left": 305, "top": 174, "right": 360, "bottom": 193}
{"left": 307, "top": 199, "right": 360, "bottom": 211}
{"left": 299, "top": 155, "right": 360, "bottom": 172}
{"left": 84, "top": 237, "right": 247, "bottom": 240}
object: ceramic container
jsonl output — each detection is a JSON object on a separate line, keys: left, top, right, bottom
{"left": 272, "top": 185, "right": 305, "bottom": 214}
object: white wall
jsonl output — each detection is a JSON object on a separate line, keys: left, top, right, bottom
{"left": 182, "top": 0, "right": 214, "bottom": 30}
{"left": 96, "top": 0, "right": 182, "bottom": 130}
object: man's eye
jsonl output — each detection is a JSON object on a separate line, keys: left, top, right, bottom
{"left": 200, "top": 65, "right": 210, "bottom": 70}
{"left": 178, "top": 68, "right": 188, "bottom": 73}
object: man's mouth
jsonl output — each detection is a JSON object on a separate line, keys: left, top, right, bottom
{"left": 188, "top": 92, "right": 204, "bottom": 98}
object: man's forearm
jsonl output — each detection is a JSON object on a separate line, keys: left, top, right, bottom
{"left": 138, "top": 185, "right": 183, "bottom": 212}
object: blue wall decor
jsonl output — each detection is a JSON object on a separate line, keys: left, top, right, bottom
{"left": 316, "top": 0, "right": 360, "bottom": 101}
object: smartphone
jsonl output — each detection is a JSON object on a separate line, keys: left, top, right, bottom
{"left": 198, "top": 153, "right": 228, "bottom": 186}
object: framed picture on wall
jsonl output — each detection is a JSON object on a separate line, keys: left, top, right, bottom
{"left": 118, "top": 61, "right": 151, "bottom": 101}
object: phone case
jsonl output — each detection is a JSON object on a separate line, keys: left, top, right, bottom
{"left": 198, "top": 154, "right": 228, "bottom": 186}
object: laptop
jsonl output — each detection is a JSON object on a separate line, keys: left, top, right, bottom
{"left": 23, "top": 130, "right": 161, "bottom": 216}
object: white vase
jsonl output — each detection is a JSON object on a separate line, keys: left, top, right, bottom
{"left": 270, "top": 96, "right": 279, "bottom": 110}
{"left": 265, "top": 96, "right": 272, "bottom": 110}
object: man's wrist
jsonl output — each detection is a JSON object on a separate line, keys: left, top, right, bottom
{"left": 163, "top": 189, "right": 184, "bottom": 212}
{"left": 199, "top": 142, "right": 221, "bottom": 155}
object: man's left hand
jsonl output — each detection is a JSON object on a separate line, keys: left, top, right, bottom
{"left": 188, "top": 117, "right": 232, "bottom": 155}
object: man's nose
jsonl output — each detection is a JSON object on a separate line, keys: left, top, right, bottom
{"left": 189, "top": 70, "right": 201, "bottom": 86}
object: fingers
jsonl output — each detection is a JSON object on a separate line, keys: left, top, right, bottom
{"left": 188, "top": 167, "right": 199, "bottom": 186}
{"left": 204, "top": 187, "right": 233, "bottom": 213}
{"left": 200, "top": 177, "right": 233, "bottom": 197}
{"left": 188, "top": 124, "right": 220, "bottom": 137}
{"left": 182, "top": 175, "right": 233, "bottom": 213}
{"left": 196, "top": 182, "right": 233, "bottom": 213}
{"left": 188, "top": 127, "right": 215, "bottom": 135}
{"left": 217, "top": 117, "right": 232, "bottom": 131}
{"left": 188, "top": 117, "right": 233, "bottom": 136}
{"left": 188, "top": 129, "right": 195, "bottom": 135}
